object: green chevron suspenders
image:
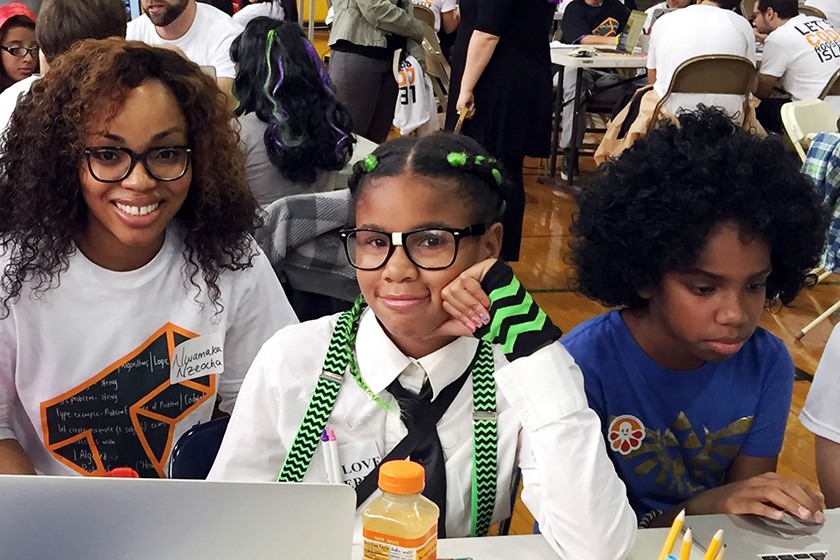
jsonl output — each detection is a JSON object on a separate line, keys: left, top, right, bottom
{"left": 278, "top": 296, "right": 499, "bottom": 537}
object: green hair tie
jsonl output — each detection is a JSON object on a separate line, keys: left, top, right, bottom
{"left": 491, "top": 168, "right": 503, "bottom": 186}
{"left": 362, "top": 154, "right": 378, "bottom": 173}
{"left": 474, "top": 155, "right": 486, "bottom": 165}
{"left": 447, "top": 151, "right": 468, "bottom": 167}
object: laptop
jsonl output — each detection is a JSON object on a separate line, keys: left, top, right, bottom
{"left": 616, "top": 10, "right": 648, "bottom": 54}
{"left": 688, "top": 510, "right": 840, "bottom": 560}
{"left": 0, "top": 475, "right": 356, "bottom": 560}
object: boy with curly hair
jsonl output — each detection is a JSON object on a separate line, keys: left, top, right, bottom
{"left": 564, "top": 106, "right": 829, "bottom": 527}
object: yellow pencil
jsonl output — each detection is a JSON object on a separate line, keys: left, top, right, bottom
{"left": 715, "top": 546, "right": 726, "bottom": 560}
{"left": 679, "top": 528, "right": 692, "bottom": 560}
{"left": 657, "top": 509, "right": 685, "bottom": 560}
{"left": 703, "top": 529, "right": 724, "bottom": 560}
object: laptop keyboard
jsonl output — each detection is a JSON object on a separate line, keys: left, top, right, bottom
{"left": 759, "top": 553, "right": 828, "bottom": 560}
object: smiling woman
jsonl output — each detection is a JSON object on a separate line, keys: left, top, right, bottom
{"left": 0, "top": 38, "right": 297, "bottom": 478}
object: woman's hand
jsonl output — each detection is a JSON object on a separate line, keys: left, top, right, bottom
{"left": 456, "top": 89, "right": 475, "bottom": 117}
{"left": 686, "top": 472, "right": 826, "bottom": 523}
{"left": 430, "top": 258, "right": 497, "bottom": 338}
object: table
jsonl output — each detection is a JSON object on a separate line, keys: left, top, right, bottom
{"left": 351, "top": 529, "right": 705, "bottom": 559}
{"left": 543, "top": 49, "right": 647, "bottom": 190}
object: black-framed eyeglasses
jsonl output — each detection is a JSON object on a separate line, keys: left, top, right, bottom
{"left": 83, "top": 146, "right": 192, "bottom": 183}
{"left": 1, "top": 45, "right": 38, "bottom": 58}
{"left": 339, "top": 224, "right": 487, "bottom": 271}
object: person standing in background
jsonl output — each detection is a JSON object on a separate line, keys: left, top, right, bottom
{"left": 445, "top": 0, "right": 555, "bottom": 262}
{"left": 328, "top": 0, "right": 424, "bottom": 143}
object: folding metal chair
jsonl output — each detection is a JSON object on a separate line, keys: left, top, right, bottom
{"left": 648, "top": 54, "right": 756, "bottom": 132}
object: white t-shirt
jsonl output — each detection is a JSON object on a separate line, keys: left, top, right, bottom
{"left": 393, "top": 55, "right": 439, "bottom": 136}
{"left": 647, "top": 4, "right": 756, "bottom": 118}
{"left": 643, "top": 1, "right": 667, "bottom": 33}
{"left": 762, "top": 14, "right": 840, "bottom": 109}
{"left": 0, "top": 74, "right": 37, "bottom": 138}
{"left": 410, "top": 0, "right": 457, "bottom": 32}
{"left": 805, "top": 0, "right": 840, "bottom": 32}
{"left": 801, "top": 322, "right": 840, "bottom": 443}
{"left": 0, "top": 224, "right": 297, "bottom": 477}
{"left": 208, "top": 309, "right": 637, "bottom": 557}
{"left": 232, "top": 1, "right": 285, "bottom": 27}
{"left": 127, "top": 3, "right": 243, "bottom": 79}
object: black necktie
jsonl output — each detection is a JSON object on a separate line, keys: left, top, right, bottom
{"left": 387, "top": 376, "right": 448, "bottom": 538}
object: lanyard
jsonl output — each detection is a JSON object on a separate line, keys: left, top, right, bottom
{"left": 277, "top": 296, "right": 498, "bottom": 537}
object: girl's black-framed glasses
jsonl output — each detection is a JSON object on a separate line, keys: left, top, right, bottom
{"left": 339, "top": 224, "right": 487, "bottom": 271}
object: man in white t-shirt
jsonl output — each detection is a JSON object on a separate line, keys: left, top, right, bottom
{"left": 805, "top": 0, "right": 840, "bottom": 31}
{"left": 127, "top": 0, "right": 243, "bottom": 103}
{"left": 643, "top": 0, "right": 693, "bottom": 33}
{"left": 753, "top": 0, "right": 840, "bottom": 131}
{"left": 410, "top": 0, "right": 459, "bottom": 33}
{"left": 647, "top": 0, "right": 755, "bottom": 118}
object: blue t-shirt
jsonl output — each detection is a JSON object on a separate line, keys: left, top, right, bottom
{"left": 562, "top": 311, "right": 794, "bottom": 521}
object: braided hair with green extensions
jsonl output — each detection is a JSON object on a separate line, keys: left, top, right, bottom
{"left": 348, "top": 133, "right": 511, "bottom": 225}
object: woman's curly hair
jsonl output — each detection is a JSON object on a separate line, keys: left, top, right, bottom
{"left": 231, "top": 17, "right": 354, "bottom": 185}
{"left": 571, "top": 106, "right": 828, "bottom": 308}
{"left": 0, "top": 37, "right": 261, "bottom": 315}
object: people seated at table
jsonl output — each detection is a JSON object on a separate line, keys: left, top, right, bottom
{"left": 565, "top": 107, "right": 828, "bottom": 527}
{"left": 0, "top": 3, "right": 36, "bottom": 93}
{"left": 232, "top": 18, "right": 373, "bottom": 206}
{"left": 804, "top": 0, "right": 840, "bottom": 31}
{"left": 595, "top": 0, "right": 760, "bottom": 164}
{"left": 127, "top": 0, "right": 243, "bottom": 104}
{"left": 801, "top": 323, "right": 840, "bottom": 509}
{"left": 753, "top": 0, "right": 840, "bottom": 133}
{"left": 557, "top": 0, "right": 641, "bottom": 180}
{"left": 0, "top": 0, "right": 128, "bottom": 135}
{"left": 0, "top": 38, "right": 297, "bottom": 477}
{"left": 233, "top": 0, "right": 298, "bottom": 27}
{"left": 642, "top": 0, "right": 692, "bottom": 33}
{"left": 209, "top": 133, "right": 638, "bottom": 558}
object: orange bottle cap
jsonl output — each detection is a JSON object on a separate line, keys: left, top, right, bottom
{"left": 378, "top": 460, "right": 425, "bottom": 494}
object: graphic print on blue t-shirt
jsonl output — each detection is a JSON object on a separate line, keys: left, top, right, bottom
{"left": 562, "top": 311, "right": 793, "bottom": 520}
{"left": 605, "top": 410, "right": 754, "bottom": 515}
{"left": 41, "top": 323, "right": 216, "bottom": 477}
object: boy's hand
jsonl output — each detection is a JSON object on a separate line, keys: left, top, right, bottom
{"left": 686, "top": 472, "right": 826, "bottom": 523}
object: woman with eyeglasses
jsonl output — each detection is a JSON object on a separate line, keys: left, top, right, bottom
{"left": 0, "top": 3, "right": 37, "bottom": 92}
{"left": 0, "top": 38, "right": 297, "bottom": 477}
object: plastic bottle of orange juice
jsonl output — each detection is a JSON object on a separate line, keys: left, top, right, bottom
{"left": 362, "top": 460, "right": 439, "bottom": 560}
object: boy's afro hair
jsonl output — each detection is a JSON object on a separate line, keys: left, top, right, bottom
{"left": 571, "top": 106, "right": 828, "bottom": 308}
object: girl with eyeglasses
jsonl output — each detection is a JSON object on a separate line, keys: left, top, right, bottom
{"left": 209, "top": 133, "right": 637, "bottom": 558}
{"left": 0, "top": 3, "right": 37, "bottom": 92}
{"left": 0, "top": 38, "right": 297, "bottom": 477}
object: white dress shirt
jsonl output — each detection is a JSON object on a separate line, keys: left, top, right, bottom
{"left": 209, "top": 309, "right": 637, "bottom": 559}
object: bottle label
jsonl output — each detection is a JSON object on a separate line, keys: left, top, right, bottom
{"left": 362, "top": 524, "right": 437, "bottom": 560}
